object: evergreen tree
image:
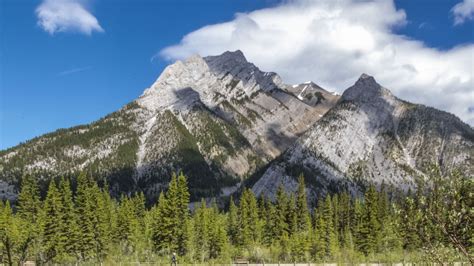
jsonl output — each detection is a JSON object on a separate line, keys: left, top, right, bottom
{"left": 151, "top": 192, "right": 171, "bottom": 252}
{"left": 74, "top": 172, "right": 97, "bottom": 260}
{"left": 17, "top": 174, "right": 41, "bottom": 221}
{"left": 208, "top": 200, "right": 230, "bottom": 260}
{"left": 40, "top": 180, "right": 64, "bottom": 262}
{"left": 175, "top": 172, "right": 190, "bottom": 255}
{"left": 311, "top": 207, "right": 326, "bottom": 260}
{"left": 117, "top": 195, "right": 136, "bottom": 254}
{"left": 238, "top": 189, "right": 261, "bottom": 248}
{"left": 227, "top": 196, "right": 239, "bottom": 245}
{"left": 128, "top": 192, "right": 147, "bottom": 256}
{"left": 193, "top": 200, "right": 210, "bottom": 262}
{"left": 15, "top": 174, "right": 41, "bottom": 262}
{"left": 337, "top": 191, "right": 352, "bottom": 246}
{"left": 286, "top": 195, "right": 298, "bottom": 235}
{"left": 295, "top": 174, "right": 311, "bottom": 233}
{"left": 279, "top": 231, "right": 291, "bottom": 262}
{"left": 357, "top": 185, "right": 380, "bottom": 256}
{"left": 290, "top": 231, "right": 310, "bottom": 262}
{"left": 378, "top": 203, "right": 402, "bottom": 254}
{"left": 321, "top": 195, "right": 338, "bottom": 260}
{"left": 262, "top": 201, "right": 278, "bottom": 246}
{"left": 275, "top": 185, "right": 289, "bottom": 240}
{"left": 57, "top": 177, "right": 80, "bottom": 261}
{"left": 150, "top": 173, "right": 190, "bottom": 256}
{"left": 331, "top": 194, "right": 340, "bottom": 249}
{"left": 400, "top": 193, "right": 421, "bottom": 251}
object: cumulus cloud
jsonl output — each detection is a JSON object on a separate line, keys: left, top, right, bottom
{"left": 452, "top": 0, "right": 474, "bottom": 25}
{"left": 160, "top": 0, "right": 474, "bottom": 125}
{"left": 36, "top": 0, "right": 104, "bottom": 35}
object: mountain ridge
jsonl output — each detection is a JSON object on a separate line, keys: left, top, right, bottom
{"left": 1, "top": 50, "right": 472, "bottom": 202}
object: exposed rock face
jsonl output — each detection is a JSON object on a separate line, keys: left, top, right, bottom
{"left": 0, "top": 51, "right": 337, "bottom": 201}
{"left": 252, "top": 74, "right": 474, "bottom": 201}
{"left": 1, "top": 51, "right": 472, "bottom": 203}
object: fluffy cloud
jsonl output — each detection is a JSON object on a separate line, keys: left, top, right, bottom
{"left": 160, "top": 0, "right": 474, "bottom": 125}
{"left": 452, "top": 0, "right": 474, "bottom": 25}
{"left": 36, "top": 0, "right": 104, "bottom": 35}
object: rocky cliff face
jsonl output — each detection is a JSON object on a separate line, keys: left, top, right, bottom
{"left": 1, "top": 51, "right": 472, "bottom": 202}
{"left": 0, "top": 51, "right": 337, "bottom": 201}
{"left": 252, "top": 74, "right": 474, "bottom": 201}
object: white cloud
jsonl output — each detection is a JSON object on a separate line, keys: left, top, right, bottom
{"left": 160, "top": 0, "right": 474, "bottom": 125}
{"left": 36, "top": 0, "right": 104, "bottom": 35}
{"left": 452, "top": 0, "right": 474, "bottom": 25}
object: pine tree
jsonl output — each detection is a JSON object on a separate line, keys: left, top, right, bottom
{"left": 208, "top": 200, "right": 230, "bottom": 260}
{"left": 227, "top": 196, "right": 239, "bottom": 245}
{"left": 117, "top": 195, "right": 133, "bottom": 250}
{"left": 99, "top": 184, "right": 118, "bottom": 254}
{"left": 151, "top": 192, "right": 171, "bottom": 252}
{"left": 337, "top": 191, "right": 352, "bottom": 246}
{"left": 357, "top": 185, "right": 380, "bottom": 256}
{"left": 15, "top": 174, "right": 41, "bottom": 262}
{"left": 57, "top": 177, "right": 80, "bottom": 261}
{"left": 279, "top": 230, "right": 291, "bottom": 262}
{"left": 295, "top": 174, "right": 311, "bottom": 233}
{"left": 331, "top": 194, "right": 340, "bottom": 249}
{"left": 238, "top": 189, "right": 261, "bottom": 248}
{"left": 378, "top": 202, "right": 402, "bottom": 254}
{"left": 290, "top": 231, "right": 310, "bottom": 262}
{"left": 16, "top": 174, "right": 41, "bottom": 224}
{"left": 175, "top": 172, "right": 190, "bottom": 255}
{"left": 311, "top": 209, "right": 326, "bottom": 260}
{"left": 400, "top": 193, "right": 421, "bottom": 251}
{"left": 353, "top": 197, "right": 365, "bottom": 253}
{"left": 286, "top": 195, "right": 298, "bottom": 235}
{"left": 262, "top": 200, "right": 278, "bottom": 246}
{"left": 275, "top": 185, "right": 289, "bottom": 239}
{"left": 40, "top": 179, "right": 64, "bottom": 262}
{"left": 193, "top": 200, "right": 210, "bottom": 262}
{"left": 321, "top": 195, "right": 338, "bottom": 260}
{"left": 128, "top": 192, "right": 147, "bottom": 256}
{"left": 150, "top": 173, "right": 190, "bottom": 256}
{"left": 74, "top": 172, "right": 96, "bottom": 260}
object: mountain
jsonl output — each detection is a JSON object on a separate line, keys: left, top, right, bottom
{"left": 252, "top": 74, "right": 474, "bottom": 200}
{"left": 0, "top": 50, "right": 337, "bottom": 201}
{"left": 1, "top": 51, "right": 472, "bottom": 202}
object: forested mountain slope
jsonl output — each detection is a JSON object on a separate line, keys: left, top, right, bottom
{"left": 0, "top": 51, "right": 338, "bottom": 201}
{"left": 252, "top": 74, "right": 474, "bottom": 200}
{"left": 1, "top": 51, "right": 472, "bottom": 202}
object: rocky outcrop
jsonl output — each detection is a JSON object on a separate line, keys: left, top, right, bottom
{"left": 252, "top": 74, "right": 474, "bottom": 201}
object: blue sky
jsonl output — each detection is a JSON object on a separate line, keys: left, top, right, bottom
{"left": 1, "top": 0, "right": 473, "bottom": 150}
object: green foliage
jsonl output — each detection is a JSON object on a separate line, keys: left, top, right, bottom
{"left": 150, "top": 172, "right": 190, "bottom": 256}
{"left": 40, "top": 179, "right": 64, "bottom": 262}
{"left": 238, "top": 189, "right": 261, "bottom": 248}
{"left": 0, "top": 168, "right": 471, "bottom": 264}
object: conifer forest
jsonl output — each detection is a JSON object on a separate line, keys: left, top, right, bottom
{"left": 0, "top": 168, "right": 472, "bottom": 265}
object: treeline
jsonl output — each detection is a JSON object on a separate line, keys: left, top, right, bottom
{"left": 0, "top": 168, "right": 472, "bottom": 265}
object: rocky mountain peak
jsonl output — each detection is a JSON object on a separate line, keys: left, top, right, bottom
{"left": 138, "top": 50, "right": 284, "bottom": 111}
{"left": 205, "top": 50, "right": 247, "bottom": 64}
{"left": 342, "top": 73, "right": 395, "bottom": 104}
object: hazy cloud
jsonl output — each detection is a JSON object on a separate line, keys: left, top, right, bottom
{"left": 160, "top": 0, "right": 474, "bottom": 125}
{"left": 58, "top": 66, "right": 92, "bottom": 76}
{"left": 452, "top": 0, "right": 474, "bottom": 25}
{"left": 36, "top": 0, "right": 104, "bottom": 35}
